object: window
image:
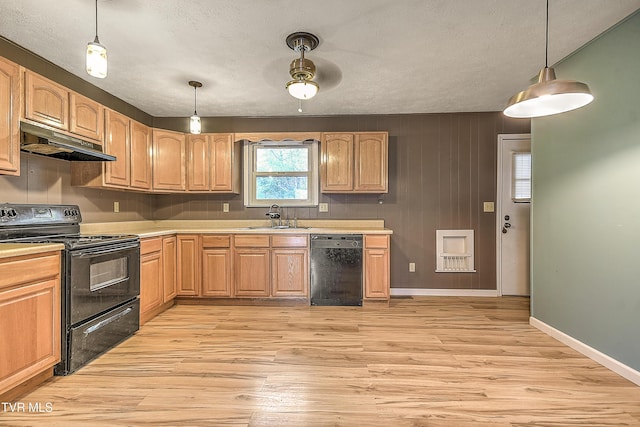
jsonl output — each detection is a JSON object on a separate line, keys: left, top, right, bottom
{"left": 244, "top": 140, "right": 319, "bottom": 207}
{"left": 512, "top": 152, "right": 531, "bottom": 202}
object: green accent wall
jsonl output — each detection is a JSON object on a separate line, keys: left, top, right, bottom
{"left": 531, "top": 11, "right": 640, "bottom": 371}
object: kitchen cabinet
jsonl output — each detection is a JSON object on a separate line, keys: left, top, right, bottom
{"left": 0, "top": 251, "right": 61, "bottom": 397}
{"left": 140, "top": 237, "right": 163, "bottom": 325}
{"left": 363, "top": 235, "right": 390, "bottom": 301}
{"left": 201, "top": 235, "right": 232, "bottom": 297}
{"left": 153, "top": 129, "right": 186, "bottom": 191}
{"left": 0, "top": 56, "right": 20, "bottom": 176}
{"left": 162, "top": 235, "right": 177, "bottom": 302}
{"left": 187, "top": 133, "right": 240, "bottom": 193}
{"left": 233, "top": 235, "right": 270, "bottom": 297}
{"left": 69, "top": 92, "right": 104, "bottom": 141}
{"left": 177, "top": 234, "right": 201, "bottom": 296}
{"left": 104, "top": 109, "right": 131, "bottom": 187}
{"left": 130, "top": 120, "right": 153, "bottom": 190}
{"left": 271, "top": 235, "right": 309, "bottom": 297}
{"left": 321, "top": 131, "right": 388, "bottom": 193}
{"left": 24, "top": 71, "right": 69, "bottom": 131}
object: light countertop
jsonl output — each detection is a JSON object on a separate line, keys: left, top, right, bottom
{"left": 0, "top": 243, "right": 65, "bottom": 259}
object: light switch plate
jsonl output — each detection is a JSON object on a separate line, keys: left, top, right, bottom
{"left": 319, "top": 203, "right": 329, "bottom": 212}
{"left": 483, "top": 201, "right": 495, "bottom": 212}
{"left": 409, "top": 262, "right": 416, "bottom": 272}
{"left": 222, "top": 203, "right": 229, "bottom": 213}
{"left": 113, "top": 201, "right": 120, "bottom": 213}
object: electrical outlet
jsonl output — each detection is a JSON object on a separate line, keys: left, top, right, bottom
{"left": 319, "top": 203, "right": 329, "bottom": 212}
{"left": 113, "top": 201, "right": 120, "bottom": 213}
{"left": 409, "top": 262, "right": 416, "bottom": 272}
{"left": 483, "top": 201, "right": 495, "bottom": 212}
{"left": 222, "top": 203, "right": 229, "bottom": 213}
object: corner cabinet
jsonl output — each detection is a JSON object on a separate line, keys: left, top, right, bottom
{"left": 0, "top": 251, "right": 61, "bottom": 397}
{"left": 153, "top": 129, "right": 186, "bottom": 191}
{"left": 321, "top": 132, "right": 388, "bottom": 193}
{"left": 140, "top": 235, "right": 177, "bottom": 325}
{"left": 187, "top": 133, "right": 240, "bottom": 193}
{"left": 0, "top": 56, "right": 20, "bottom": 176}
{"left": 363, "top": 235, "right": 390, "bottom": 301}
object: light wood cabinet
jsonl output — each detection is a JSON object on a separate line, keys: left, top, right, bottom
{"left": 24, "top": 71, "right": 69, "bottom": 131}
{"left": 0, "top": 251, "right": 61, "bottom": 396}
{"left": 363, "top": 235, "right": 390, "bottom": 300}
{"left": 69, "top": 92, "right": 104, "bottom": 141}
{"left": 201, "top": 235, "right": 232, "bottom": 297}
{"left": 177, "top": 234, "right": 201, "bottom": 296}
{"left": 271, "top": 235, "right": 309, "bottom": 297}
{"left": 140, "top": 237, "right": 163, "bottom": 324}
{"left": 104, "top": 109, "right": 131, "bottom": 187}
{"left": 234, "top": 249, "right": 270, "bottom": 297}
{"left": 321, "top": 132, "right": 388, "bottom": 193}
{"left": 0, "top": 56, "right": 20, "bottom": 176}
{"left": 130, "top": 120, "right": 152, "bottom": 190}
{"left": 162, "top": 235, "right": 177, "bottom": 302}
{"left": 153, "top": 129, "right": 186, "bottom": 191}
{"left": 187, "top": 133, "right": 240, "bottom": 193}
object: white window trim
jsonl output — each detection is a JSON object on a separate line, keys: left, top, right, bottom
{"left": 243, "top": 140, "right": 319, "bottom": 207}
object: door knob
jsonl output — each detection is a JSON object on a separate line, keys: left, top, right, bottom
{"left": 502, "top": 227, "right": 508, "bottom": 234}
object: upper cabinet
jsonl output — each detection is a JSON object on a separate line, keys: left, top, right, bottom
{"left": 103, "top": 109, "right": 131, "bottom": 187}
{"left": 321, "top": 131, "right": 388, "bottom": 193}
{"left": 25, "top": 70, "right": 104, "bottom": 143}
{"left": 0, "top": 57, "right": 20, "bottom": 176}
{"left": 153, "top": 129, "right": 186, "bottom": 191}
{"left": 130, "top": 120, "right": 152, "bottom": 190}
{"left": 187, "top": 133, "right": 240, "bottom": 193}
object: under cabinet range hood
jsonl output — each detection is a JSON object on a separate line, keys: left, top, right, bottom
{"left": 20, "top": 121, "right": 116, "bottom": 162}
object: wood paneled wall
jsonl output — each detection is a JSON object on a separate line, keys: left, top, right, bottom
{"left": 154, "top": 113, "right": 530, "bottom": 290}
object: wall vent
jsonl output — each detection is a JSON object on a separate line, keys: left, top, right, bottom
{"left": 436, "top": 229, "right": 475, "bottom": 272}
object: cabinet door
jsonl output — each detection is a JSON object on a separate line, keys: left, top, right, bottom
{"left": 187, "top": 134, "right": 209, "bottom": 191}
{"left": 234, "top": 249, "right": 270, "bottom": 297}
{"left": 364, "top": 235, "right": 390, "bottom": 300}
{"left": 272, "top": 249, "right": 308, "bottom": 297}
{"left": 153, "top": 129, "right": 186, "bottom": 191}
{"left": 104, "top": 109, "right": 131, "bottom": 187}
{"left": 140, "top": 250, "right": 163, "bottom": 320}
{"left": 24, "top": 71, "right": 69, "bottom": 130}
{"left": 210, "top": 133, "right": 233, "bottom": 191}
{"left": 321, "top": 133, "right": 354, "bottom": 192}
{"left": 69, "top": 92, "right": 104, "bottom": 141}
{"left": 0, "top": 278, "right": 60, "bottom": 395}
{"left": 130, "top": 120, "right": 152, "bottom": 190}
{"left": 0, "top": 57, "right": 20, "bottom": 176}
{"left": 354, "top": 132, "right": 388, "bottom": 193}
{"left": 177, "top": 235, "right": 201, "bottom": 296}
{"left": 202, "top": 249, "right": 232, "bottom": 297}
{"left": 162, "top": 236, "right": 177, "bottom": 302}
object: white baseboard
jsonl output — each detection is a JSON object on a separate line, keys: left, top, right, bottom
{"left": 530, "top": 317, "right": 640, "bottom": 386}
{"left": 391, "top": 288, "right": 498, "bottom": 297}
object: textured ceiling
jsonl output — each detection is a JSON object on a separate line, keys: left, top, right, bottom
{"left": 1, "top": 0, "right": 639, "bottom": 117}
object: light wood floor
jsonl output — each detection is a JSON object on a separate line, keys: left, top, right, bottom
{"left": 3, "top": 297, "right": 639, "bottom": 426}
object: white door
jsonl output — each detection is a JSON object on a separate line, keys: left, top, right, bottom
{"left": 497, "top": 134, "right": 531, "bottom": 296}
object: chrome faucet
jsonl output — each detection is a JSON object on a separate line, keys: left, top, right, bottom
{"left": 266, "top": 204, "right": 281, "bottom": 227}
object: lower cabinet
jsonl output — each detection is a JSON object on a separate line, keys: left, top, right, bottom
{"left": 0, "top": 251, "right": 61, "bottom": 397}
{"left": 271, "top": 235, "right": 309, "bottom": 298}
{"left": 177, "top": 234, "right": 201, "bottom": 296}
{"left": 364, "top": 235, "right": 391, "bottom": 301}
{"left": 140, "top": 235, "right": 177, "bottom": 325}
{"left": 233, "top": 235, "right": 271, "bottom": 297}
{"left": 201, "top": 235, "right": 232, "bottom": 297}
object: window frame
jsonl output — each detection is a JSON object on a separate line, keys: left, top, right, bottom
{"left": 243, "top": 140, "right": 319, "bottom": 207}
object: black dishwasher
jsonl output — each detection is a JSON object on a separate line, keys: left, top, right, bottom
{"left": 310, "top": 234, "right": 363, "bottom": 306}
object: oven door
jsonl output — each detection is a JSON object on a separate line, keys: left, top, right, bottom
{"left": 68, "top": 241, "right": 140, "bottom": 325}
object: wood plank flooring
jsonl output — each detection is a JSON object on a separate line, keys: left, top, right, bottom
{"left": 2, "top": 297, "right": 639, "bottom": 426}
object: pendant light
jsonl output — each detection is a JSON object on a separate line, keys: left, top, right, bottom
{"left": 188, "top": 80, "right": 202, "bottom": 134}
{"left": 504, "top": 0, "right": 593, "bottom": 118}
{"left": 86, "top": 0, "right": 107, "bottom": 79}
{"left": 285, "top": 32, "right": 320, "bottom": 100}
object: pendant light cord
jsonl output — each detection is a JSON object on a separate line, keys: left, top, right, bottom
{"left": 94, "top": 0, "right": 100, "bottom": 43}
{"left": 545, "top": 0, "right": 549, "bottom": 68}
{"left": 194, "top": 86, "right": 198, "bottom": 115}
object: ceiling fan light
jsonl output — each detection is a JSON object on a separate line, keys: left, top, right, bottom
{"left": 286, "top": 80, "right": 319, "bottom": 100}
{"left": 190, "top": 114, "right": 201, "bottom": 134}
{"left": 504, "top": 67, "right": 593, "bottom": 118}
{"left": 86, "top": 39, "right": 107, "bottom": 78}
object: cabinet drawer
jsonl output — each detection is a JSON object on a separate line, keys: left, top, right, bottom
{"left": 364, "top": 235, "right": 389, "bottom": 249}
{"left": 271, "top": 235, "right": 308, "bottom": 248}
{"left": 140, "top": 237, "right": 162, "bottom": 254}
{"left": 202, "top": 235, "right": 231, "bottom": 248}
{"left": 0, "top": 252, "right": 60, "bottom": 290}
{"left": 234, "top": 235, "right": 270, "bottom": 248}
